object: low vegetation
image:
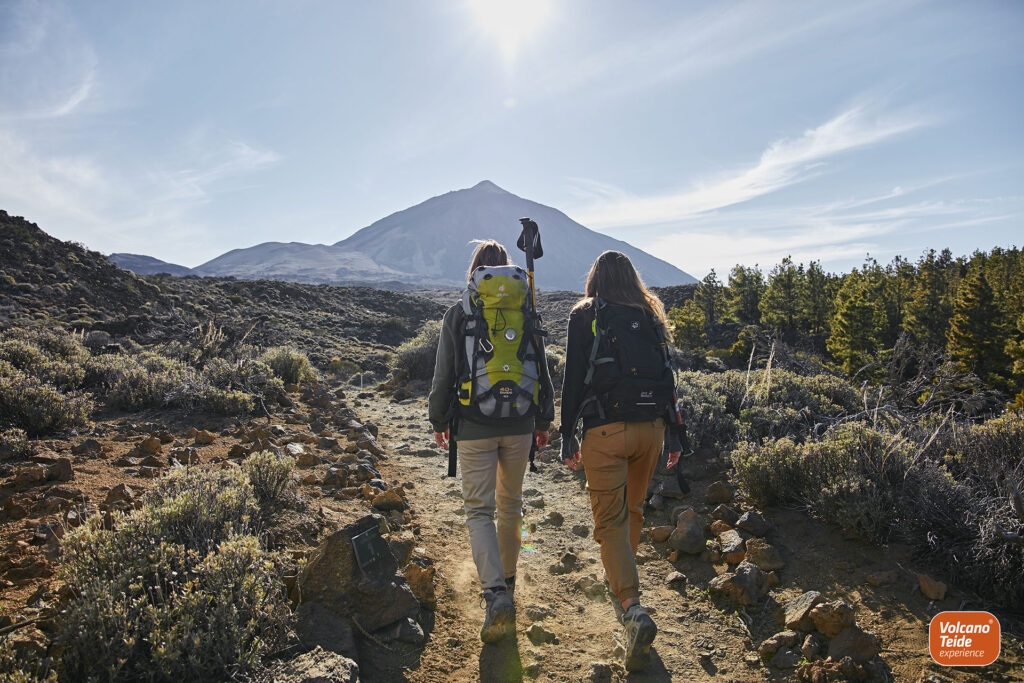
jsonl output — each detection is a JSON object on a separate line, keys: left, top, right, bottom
{"left": 55, "top": 456, "right": 295, "bottom": 682}
{"left": 0, "top": 326, "right": 315, "bottom": 436}
{"left": 392, "top": 319, "right": 441, "bottom": 382}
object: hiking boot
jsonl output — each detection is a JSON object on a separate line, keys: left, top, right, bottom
{"left": 480, "top": 587, "right": 515, "bottom": 643}
{"left": 621, "top": 604, "right": 657, "bottom": 671}
{"left": 505, "top": 575, "right": 516, "bottom": 598}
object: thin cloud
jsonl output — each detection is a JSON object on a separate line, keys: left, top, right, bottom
{"left": 0, "top": 1, "right": 98, "bottom": 121}
{"left": 0, "top": 127, "right": 280, "bottom": 255}
{"left": 571, "top": 104, "right": 928, "bottom": 229}
{"left": 536, "top": 0, "right": 914, "bottom": 103}
{"left": 637, "top": 192, "right": 1018, "bottom": 278}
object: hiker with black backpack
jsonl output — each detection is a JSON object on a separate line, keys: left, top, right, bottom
{"left": 428, "top": 239, "right": 555, "bottom": 644}
{"left": 559, "top": 250, "right": 684, "bottom": 672}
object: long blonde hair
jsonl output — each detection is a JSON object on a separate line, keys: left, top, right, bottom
{"left": 467, "top": 239, "right": 510, "bottom": 281}
{"left": 574, "top": 251, "right": 671, "bottom": 339}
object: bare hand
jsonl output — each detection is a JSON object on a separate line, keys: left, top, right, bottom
{"left": 534, "top": 429, "right": 549, "bottom": 449}
{"left": 564, "top": 450, "right": 582, "bottom": 471}
{"left": 434, "top": 430, "right": 449, "bottom": 449}
{"left": 666, "top": 451, "right": 681, "bottom": 469}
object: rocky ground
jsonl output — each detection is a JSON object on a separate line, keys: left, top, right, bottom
{"left": 2, "top": 380, "right": 1023, "bottom": 682}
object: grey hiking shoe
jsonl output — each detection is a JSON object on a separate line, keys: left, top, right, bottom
{"left": 480, "top": 587, "right": 515, "bottom": 643}
{"left": 621, "top": 603, "right": 657, "bottom": 671}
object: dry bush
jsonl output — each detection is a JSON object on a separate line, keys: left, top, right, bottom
{"left": 675, "top": 367, "right": 859, "bottom": 450}
{"left": 242, "top": 450, "right": 297, "bottom": 512}
{"left": 732, "top": 421, "right": 1024, "bottom": 610}
{"left": 56, "top": 467, "right": 291, "bottom": 682}
{"left": 259, "top": 346, "right": 317, "bottom": 384}
{"left": 392, "top": 319, "right": 441, "bottom": 382}
{"left": 0, "top": 427, "right": 28, "bottom": 460}
{"left": 84, "top": 352, "right": 194, "bottom": 411}
{"left": 0, "top": 361, "right": 92, "bottom": 436}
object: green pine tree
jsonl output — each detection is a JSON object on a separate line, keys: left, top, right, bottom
{"left": 946, "top": 260, "right": 1009, "bottom": 386}
{"left": 903, "top": 249, "right": 953, "bottom": 349}
{"left": 800, "top": 260, "right": 834, "bottom": 335}
{"left": 827, "top": 271, "right": 885, "bottom": 375}
{"left": 726, "top": 264, "right": 765, "bottom": 325}
{"left": 759, "top": 257, "right": 803, "bottom": 339}
{"left": 668, "top": 300, "right": 707, "bottom": 350}
{"left": 694, "top": 269, "right": 726, "bottom": 329}
{"left": 881, "top": 255, "right": 915, "bottom": 346}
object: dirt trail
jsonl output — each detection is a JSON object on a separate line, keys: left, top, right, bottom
{"left": 358, "top": 393, "right": 1024, "bottom": 683}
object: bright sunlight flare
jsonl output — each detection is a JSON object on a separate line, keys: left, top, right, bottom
{"left": 466, "top": 0, "right": 552, "bottom": 62}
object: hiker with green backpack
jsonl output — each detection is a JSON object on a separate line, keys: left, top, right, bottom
{"left": 428, "top": 238, "right": 555, "bottom": 644}
{"left": 559, "top": 250, "right": 685, "bottom": 672}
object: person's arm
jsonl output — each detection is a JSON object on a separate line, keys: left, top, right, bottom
{"left": 559, "top": 308, "right": 588, "bottom": 436}
{"left": 558, "top": 307, "right": 591, "bottom": 466}
{"left": 428, "top": 306, "right": 459, "bottom": 441}
{"left": 535, "top": 339, "right": 556, "bottom": 431}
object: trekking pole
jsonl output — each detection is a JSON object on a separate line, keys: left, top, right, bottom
{"left": 518, "top": 218, "right": 545, "bottom": 472}
{"left": 518, "top": 218, "right": 542, "bottom": 310}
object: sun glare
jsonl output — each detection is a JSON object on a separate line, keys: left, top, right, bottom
{"left": 466, "top": 0, "right": 551, "bottom": 63}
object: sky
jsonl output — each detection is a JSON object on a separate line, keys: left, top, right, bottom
{"left": 1, "top": 0, "right": 1022, "bottom": 279}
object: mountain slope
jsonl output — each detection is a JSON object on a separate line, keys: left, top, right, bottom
{"left": 109, "top": 253, "right": 192, "bottom": 276}
{"left": 192, "top": 181, "right": 695, "bottom": 290}
{"left": 191, "top": 241, "right": 409, "bottom": 283}
{"left": 336, "top": 180, "right": 695, "bottom": 290}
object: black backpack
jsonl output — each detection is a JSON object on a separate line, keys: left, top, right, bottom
{"left": 579, "top": 298, "right": 676, "bottom": 422}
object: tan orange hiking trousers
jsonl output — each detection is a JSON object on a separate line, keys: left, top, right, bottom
{"left": 581, "top": 419, "right": 664, "bottom": 605}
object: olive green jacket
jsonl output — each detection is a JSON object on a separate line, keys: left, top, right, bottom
{"left": 428, "top": 303, "right": 554, "bottom": 440}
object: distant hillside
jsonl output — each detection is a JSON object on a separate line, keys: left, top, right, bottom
{"left": 0, "top": 210, "right": 445, "bottom": 369}
{"left": 110, "top": 253, "right": 192, "bottom": 276}
{"left": 192, "top": 181, "right": 696, "bottom": 290}
{"left": 0, "top": 210, "right": 168, "bottom": 331}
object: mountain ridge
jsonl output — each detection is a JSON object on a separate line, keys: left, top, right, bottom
{"left": 137, "top": 181, "right": 698, "bottom": 290}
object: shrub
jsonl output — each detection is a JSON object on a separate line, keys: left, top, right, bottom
{"left": 0, "top": 638, "right": 55, "bottom": 682}
{"left": 259, "top": 346, "right": 317, "bottom": 384}
{"left": 0, "top": 334, "right": 87, "bottom": 390}
{"left": 0, "top": 362, "right": 92, "bottom": 436}
{"left": 243, "top": 451, "right": 296, "bottom": 511}
{"left": 56, "top": 467, "right": 289, "bottom": 681}
{"left": 0, "top": 327, "right": 88, "bottom": 364}
{"left": 203, "top": 357, "right": 284, "bottom": 402}
{"left": 943, "top": 410, "right": 1024, "bottom": 493}
{"left": 392, "top": 320, "right": 441, "bottom": 382}
{"left": 675, "top": 367, "right": 862, "bottom": 450}
{"left": 732, "top": 422, "right": 1023, "bottom": 610}
{"left": 0, "top": 427, "right": 28, "bottom": 460}
{"left": 676, "top": 371, "right": 741, "bottom": 450}
{"left": 84, "top": 352, "right": 195, "bottom": 411}
{"left": 327, "top": 356, "right": 361, "bottom": 379}
{"left": 202, "top": 387, "right": 255, "bottom": 416}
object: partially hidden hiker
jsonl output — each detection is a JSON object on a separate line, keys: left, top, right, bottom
{"left": 428, "top": 239, "right": 555, "bottom": 643}
{"left": 558, "top": 250, "right": 684, "bottom": 671}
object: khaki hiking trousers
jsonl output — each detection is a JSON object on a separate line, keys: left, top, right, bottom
{"left": 458, "top": 432, "right": 533, "bottom": 591}
{"left": 581, "top": 419, "right": 664, "bottom": 605}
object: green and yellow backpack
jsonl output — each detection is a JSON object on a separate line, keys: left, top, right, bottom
{"left": 456, "top": 265, "right": 545, "bottom": 423}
